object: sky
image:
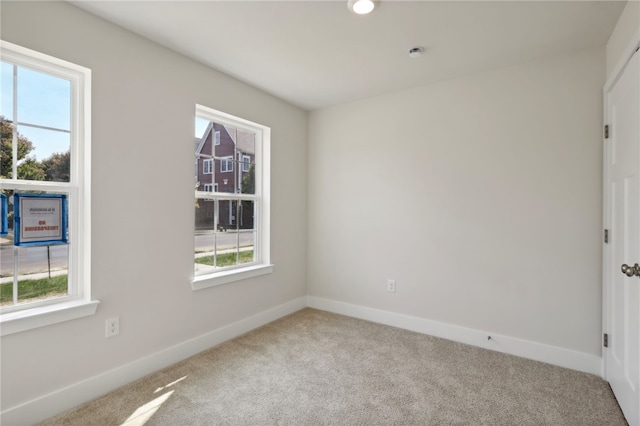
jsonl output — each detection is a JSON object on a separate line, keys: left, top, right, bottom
{"left": 195, "top": 116, "right": 208, "bottom": 139}
{"left": 1, "top": 61, "right": 209, "bottom": 161}
{"left": 1, "top": 61, "right": 71, "bottom": 161}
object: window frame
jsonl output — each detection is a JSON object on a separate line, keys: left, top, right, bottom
{"left": 214, "top": 130, "right": 221, "bottom": 146}
{"left": 193, "top": 105, "right": 272, "bottom": 290}
{"left": 203, "top": 183, "right": 217, "bottom": 192}
{"left": 203, "top": 158, "right": 213, "bottom": 175}
{"left": 0, "top": 41, "right": 97, "bottom": 336}
{"left": 220, "top": 156, "right": 233, "bottom": 173}
{"left": 242, "top": 154, "right": 251, "bottom": 172}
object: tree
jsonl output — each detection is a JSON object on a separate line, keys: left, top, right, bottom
{"left": 42, "top": 151, "right": 70, "bottom": 182}
{"left": 241, "top": 163, "right": 255, "bottom": 194}
{"left": 18, "top": 158, "right": 46, "bottom": 181}
{"left": 0, "top": 116, "right": 44, "bottom": 180}
{"left": 240, "top": 163, "right": 255, "bottom": 229}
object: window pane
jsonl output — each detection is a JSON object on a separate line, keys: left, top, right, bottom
{"left": 195, "top": 196, "right": 216, "bottom": 275}
{"left": 0, "top": 190, "right": 14, "bottom": 280}
{"left": 194, "top": 232, "right": 217, "bottom": 275}
{"left": 195, "top": 198, "right": 216, "bottom": 232}
{"left": 1, "top": 243, "right": 69, "bottom": 307}
{"left": 195, "top": 120, "right": 213, "bottom": 192}
{"left": 1, "top": 62, "right": 13, "bottom": 119}
{"left": 195, "top": 116, "right": 209, "bottom": 139}
{"left": 16, "top": 125, "right": 70, "bottom": 182}
{"left": 17, "top": 66, "right": 70, "bottom": 131}
{"left": 238, "top": 231, "right": 256, "bottom": 266}
{"left": 15, "top": 245, "right": 68, "bottom": 305}
{"left": 218, "top": 199, "right": 237, "bottom": 230}
{"left": 1, "top": 117, "right": 13, "bottom": 179}
{"left": 235, "top": 129, "right": 255, "bottom": 195}
{"left": 218, "top": 126, "right": 256, "bottom": 195}
{"left": 218, "top": 231, "right": 239, "bottom": 267}
{"left": 238, "top": 200, "right": 256, "bottom": 265}
{"left": 0, "top": 189, "right": 71, "bottom": 307}
{"left": 239, "top": 154, "right": 255, "bottom": 195}
{"left": 212, "top": 123, "right": 229, "bottom": 171}
{"left": 238, "top": 200, "right": 255, "bottom": 230}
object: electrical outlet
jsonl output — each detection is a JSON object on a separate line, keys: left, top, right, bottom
{"left": 106, "top": 317, "right": 119, "bottom": 338}
{"left": 387, "top": 279, "right": 396, "bottom": 293}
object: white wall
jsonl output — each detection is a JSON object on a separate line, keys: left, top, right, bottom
{"left": 0, "top": 0, "right": 307, "bottom": 416}
{"left": 308, "top": 48, "right": 605, "bottom": 358}
{"left": 606, "top": 0, "right": 640, "bottom": 79}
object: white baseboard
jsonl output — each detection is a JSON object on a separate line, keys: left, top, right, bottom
{"left": 306, "top": 296, "right": 602, "bottom": 377}
{"left": 0, "top": 297, "right": 307, "bottom": 426}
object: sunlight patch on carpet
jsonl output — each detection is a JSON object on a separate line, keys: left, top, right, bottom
{"left": 154, "top": 376, "right": 187, "bottom": 394}
{"left": 120, "top": 390, "right": 174, "bottom": 426}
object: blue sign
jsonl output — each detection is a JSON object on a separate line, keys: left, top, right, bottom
{"left": 0, "top": 194, "right": 7, "bottom": 237}
{"left": 14, "top": 193, "right": 68, "bottom": 246}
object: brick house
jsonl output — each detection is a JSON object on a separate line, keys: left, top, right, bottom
{"left": 195, "top": 122, "right": 255, "bottom": 231}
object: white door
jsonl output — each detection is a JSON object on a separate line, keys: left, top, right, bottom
{"left": 605, "top": 47, "right": 640, "bottom": 426}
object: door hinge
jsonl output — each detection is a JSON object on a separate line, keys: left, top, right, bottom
{"left": 604, "top": 333, "right": 609, "bottom": 348}
{"left": 604, "top": 124, "right": 610, "bottom": 139}
{"left": 604, "top": 229, "right": 609, "bottom": 244}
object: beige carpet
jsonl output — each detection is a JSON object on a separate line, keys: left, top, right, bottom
{"left": 38, "top": 308, "right": 627, "bottom": 425}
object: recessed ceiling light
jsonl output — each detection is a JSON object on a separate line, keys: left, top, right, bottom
{"left": 348, "top": 0, "right": 377, "bottom": 15}
{"left": 408, "top": 47, "right": 425, "bottom": 58}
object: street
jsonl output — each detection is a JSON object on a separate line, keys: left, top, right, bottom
{"left": 194, "top": 231, "right": 255, "bottom": 252}
{"left": 0, "top": 244, "right": 68, "bottom": 277}
{"left": 0, "top": 231, "right": 255, "bottom": 277}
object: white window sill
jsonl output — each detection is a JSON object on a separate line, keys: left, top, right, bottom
{"left": 192, "top": 264, "right": 274, "bottom": 291}
{"left": 0, "top": 299, "right": 100, "bottom": 336}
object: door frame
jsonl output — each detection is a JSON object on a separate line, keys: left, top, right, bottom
{"left": 602, "top": 31, "right": 640, "bottom": 380}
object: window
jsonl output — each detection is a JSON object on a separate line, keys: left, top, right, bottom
{"left": 203, "top": 158, "right": 213, "bottom": 175}
{"left": 0, "top": 41, "right": 96, "bottom": 335}
{"left": 221, "top": 156, "right": 233, "bottom": 173}
{"left": 242, "top": 155, "right": 251, "bottom": 172}
{"left": 193, "top": 105, "right": 271, "bottom": 289}
{"left": 214, "top": 130, "right": 220, "bottom": 146}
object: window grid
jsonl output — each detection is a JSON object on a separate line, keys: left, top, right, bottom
{"left": 242, "top": 155, "right": 251, "bottom": 172}
{"left": 194, "top": 104, "right": 270, "bottom": 288}
{"left": 203, "top": 158, "right": 213, "bottom": 175}
{"left": 0, "top": 40, "right": 92, "bottom": 319}
{"left": 221, "top": 156, "right": 233, "bottom": 173}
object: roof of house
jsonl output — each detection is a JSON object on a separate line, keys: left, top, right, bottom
{"left": 195, "top": 122, "right": 255, "bottom": 156}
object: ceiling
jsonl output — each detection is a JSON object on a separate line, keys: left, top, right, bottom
{"left": 70, "top": 1, "right": 626, "bottom": 111}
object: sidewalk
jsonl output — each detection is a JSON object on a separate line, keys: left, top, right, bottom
{"left": 194, "top": 246, "right": 253, "bottom": 258}
{"left": 1, "top": 248, "right": 254, "bottom": 284}
{"left": 0, "top": 269, "right": 68, "bottom": 284}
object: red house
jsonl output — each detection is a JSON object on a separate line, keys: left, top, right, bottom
{"left": 195, "top": 122, "right": 255, "bottom": 231}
